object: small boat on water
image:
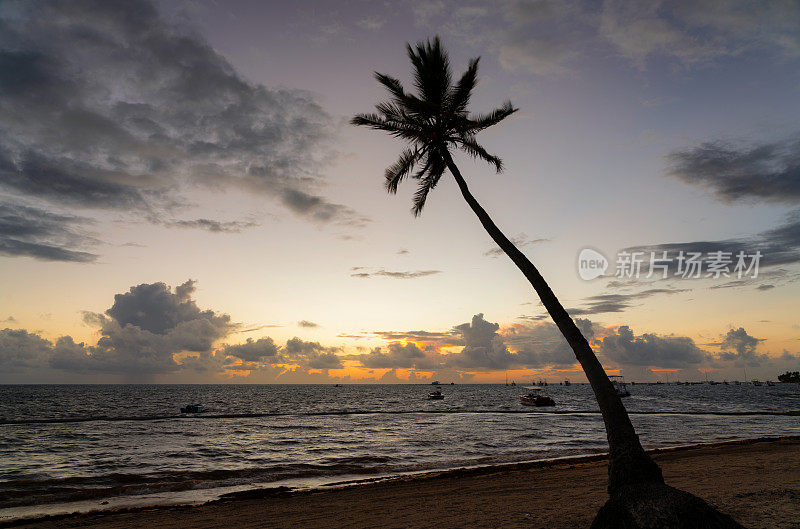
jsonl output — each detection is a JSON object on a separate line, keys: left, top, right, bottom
{"left": 431, "top": 380, "right": 440, "bottom": 385}
{"left": 180, "top": 403, "right": 204, "bottom": 413}
{"left": 766, "top": 380, "right": 776, "bottom": 387}
{"left": 564, "top": 380, "right": 571, "bottom": 386}
{"left": 609, "top": 375, "right": 630, "bottom": 397}
{"left": 520, "top": 386, "right": 555, "bottom": 407}
{"left": 752, "top": 380, "right": 762, "bottom": 386}
{"left": 428, "top": 389, "right": 444, "bottom": 400}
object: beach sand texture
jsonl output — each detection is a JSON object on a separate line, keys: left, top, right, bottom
{"left": 9, "top": 437, "right": 799, "bottom": 529}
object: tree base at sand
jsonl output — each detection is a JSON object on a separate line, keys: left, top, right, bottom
{"left": 591, "top": 483, "right": 745, "bottom": 529}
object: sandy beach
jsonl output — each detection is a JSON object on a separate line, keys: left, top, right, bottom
{"left": 6, "top": 436, "right": 798, "bottom": 529}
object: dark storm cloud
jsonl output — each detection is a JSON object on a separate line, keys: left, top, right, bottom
{"left": 668, "top": 135, "right": 800, "bottom": 204}
{"left": 600, "top": 326, "right": 709, "bottom": 368}
{"left": 0, "top": 0, "right": 365, "bottom": 251}
{"left": 0, "top": 201, "right": 98, "bottom": 262}
{"left": 350, "top": 269, "right": 442, "bottom": 279}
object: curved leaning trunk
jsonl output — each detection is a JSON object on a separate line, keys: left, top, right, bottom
{"left": 443, "top": 154, "right": 663, "bottom": 493}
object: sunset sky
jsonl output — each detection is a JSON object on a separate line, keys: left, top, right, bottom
{"left": 1, "top": 0, "right": 799, "bottom": 383}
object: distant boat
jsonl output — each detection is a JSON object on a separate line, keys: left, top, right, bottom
{"left": 428, "top": 389, "right": 444, "bottom": 400}
{"left": 766, "top": 380, "right": 776, "bottom": 387}
{"left": 609, "top": 375, "right": 630, "bottom": 397}
{"left": 520, "top": 386, "right": 555, "bottom": 407}
{"left": 180, "top": 403, "right": 204, "bottom": 414}
{"left": 510, "top": 381, "right": 516, "bottom": 386}
{"left": 564, "top": 380, "right": 571, "bottom": 386}
{"left": 431, "top": 380, "right": 440, "bottom": 385}
{"left": 752, "top": 380, "right": 762, "bottom": 386}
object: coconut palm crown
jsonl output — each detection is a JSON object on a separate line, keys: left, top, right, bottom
{"left": 351, "top": 36, "right": 517, "bottom": 216}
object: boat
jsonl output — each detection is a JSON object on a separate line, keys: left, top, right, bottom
{"left": 510, "top": 381, "right": 516, "bottom": 386}
{"left": 520, "top": 386, "right": 555, "bottom": 407}
{"left": 180, "top": 403, "right": 204, "bottom": 413}
{"left": 609, "top": 375, "right": 630, "bottom": 397}
{"left": 766, "top": 380, "right": 776, "bottom": 387}
{"left": 564, "top": 380, "right": 571, "bottom": 386}
{"left": 428, "top": 389, "right": 444, "bottom": 400}
{"left": 520, "top": 388, "right": 555, "bottom": 407}
{"left": 431, "top": 380, "right": 440, "bottom": 385}
{"left": 752, "top": 380, "right": 762, "bottom": 386}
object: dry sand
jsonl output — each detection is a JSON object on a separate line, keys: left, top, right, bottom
{"left": 7, "top": 437, "right": 799, "bottom": 529}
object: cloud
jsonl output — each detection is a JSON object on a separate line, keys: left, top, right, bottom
{"left": 283, "top": 337, "right": 343, "bottom": 369}
{"left": 0, "top": 201, "right": 98, "bottom": 262}
{"left": 600, "top": 326, "right": 709, "bottom": 368}
{"left": 600, "top": 0, "right": 800, "bottom": 68}
{"left": 0, "top": 328, "right": 52, "bottom": 372}
{"left": 165, "top": 218, "right": 259, "bottom": 233}
{"left": 356, "top": 342, "right": 434, "bottom": 369}
{"left": 445, "top": 313, "right": 516, "bottom": 370}
{"left": 484, "top": 234, "right": 549, "bottom": 257}
{"left": 716, "top": 327, "right": 768, "bottom": 366}
{"left": 224, "top": 337, "right": 279, "bottom": 362}
{"left": 350, "top": 268, "right": 442, "bottom": 279}
{"left": 413, "top": 0, "right": 800, "bottom": 76}
{"left": 567, "top": 287, "right": 689, "bottom": 315}
{"left": 667, "top": 134, "right": 800, "bottom": 204}
{"left": 0, "top": 0, "right": 365, "bottom": 260}
{"left": 625, "top": 210, "right": 800, "bottom": 270}
{"left": 298, "top": 320, "right": 319, "bottom": 328}
{"left": 50, "top": 280, "right": 234, "bottom": 374}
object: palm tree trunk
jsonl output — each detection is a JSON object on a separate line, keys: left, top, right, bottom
{"left": 443, "top": 153, "right": 663, "bottom": 493}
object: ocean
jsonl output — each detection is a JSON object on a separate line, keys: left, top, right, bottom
{"left": 1, "top": 383, "right": 798, "bottom": 521}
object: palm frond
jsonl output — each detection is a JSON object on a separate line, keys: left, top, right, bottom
{"left": 385, "top": 148, "right": 421, "bottom": 193}
{"left": 462, "top": 101, "right": 518, "bottom": 133}
{"left": 411, "top": 151, "right": 447, "bottom": 216}
{"left": 407, "top": 37, "right": 451, "bottom": 107}
{"left": 447, "top": 57, "right": 479, "bottom": 114}
{"left": 457, "top": 135, "right": 503, "bottom": 172}
{"left": 353, "top": 37, "right": 517, "bottom": 215}
{"left": 351, "top": 113, "right": 427, "bottom": 142}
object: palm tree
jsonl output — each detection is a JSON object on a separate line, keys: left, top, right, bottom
{"left": 353, "top": 37, "right": 741, "bottom": 528}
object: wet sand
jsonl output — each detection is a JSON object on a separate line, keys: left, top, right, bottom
{"left": 8, "top": 437, "right": 799, "bottom": 529}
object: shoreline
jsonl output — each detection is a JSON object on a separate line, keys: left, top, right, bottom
{"left": 4, "top": 435, "right": 799, "bottom": 528}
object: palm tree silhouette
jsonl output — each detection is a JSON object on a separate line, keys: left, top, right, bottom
{"left": 353, "top": 37, "right": 741, "bottom": 528}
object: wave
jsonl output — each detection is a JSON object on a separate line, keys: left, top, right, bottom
{"left": 0, "top": 455, "right": 399, "bottom": 508}
{"left": 1, "top": 408, "right": 797, "bottom": 425}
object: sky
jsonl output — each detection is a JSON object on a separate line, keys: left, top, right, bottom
{"left": 1, "top": 0, "right": 799, "bottom": 384}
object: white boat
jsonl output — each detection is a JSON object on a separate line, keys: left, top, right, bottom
{"left": 609, "top": 375, "right": 630, "bottom": 397}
